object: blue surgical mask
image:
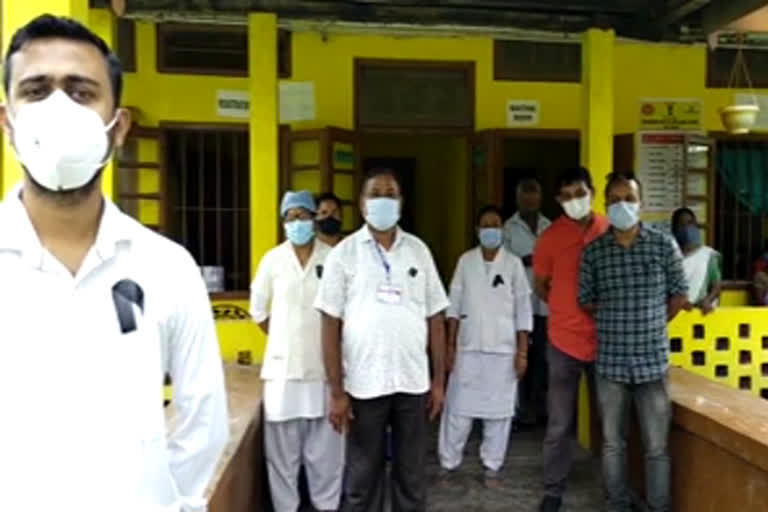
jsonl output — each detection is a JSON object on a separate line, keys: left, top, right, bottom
{"left": 608, "top": 201, "right": 640, "bottom": 231}
{"left": 284, "top": 219, "right": 315, "bottom": 246}
{"left": 365, "top": 198, "right": 400, "bottom": 231}
{"left": 674, "top": 225, "right": 701, "bottom": 248}
{"left": 478, "top": 228, "right": 503, "bottom": 249}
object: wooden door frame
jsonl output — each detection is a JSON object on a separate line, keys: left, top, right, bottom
{"left": 354, "top": 58, "right": 476, "bottom": 135}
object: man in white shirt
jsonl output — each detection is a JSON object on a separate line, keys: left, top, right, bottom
{"left": 250, "top": 190, "right": 344, "bottom": 512}
{"left": 504, "top": 178, "right": 552, "bottom": 426}
{"left": 439, "top": 205, "right": 532, "bottom": 489}
{"left": 0, "top": 15, "right": 229, "bottom": 512}
{"left": 315, "top": 167, "right": 450, "bottom": 512}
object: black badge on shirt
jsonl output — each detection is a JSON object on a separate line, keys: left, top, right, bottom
{"left": 112, "top": 279, "right": 145, "bottom": 334}
{"left": 409, "top": 267, "right": 418, "bottom": 277}
{"left": 316, "top": 264, "right": 324, "bottom": 279}
{"left": 493, "top": 274, "right": 505, "bottom": 287}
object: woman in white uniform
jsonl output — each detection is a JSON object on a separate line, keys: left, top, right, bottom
{"left": 250, "top": 190, "right": 344, "bottom": 512}
{"left": 439, "top": 205, "right": 533, "bottom": 488}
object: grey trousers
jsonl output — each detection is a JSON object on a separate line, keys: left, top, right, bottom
{"left": 265, "top": 417, "right": 345, "bottom": 511}
{"left": 542, "top": 344, "right": 595, "bottom": 498}
{"left": 518, "top": 316, "right": 550, "bottom": 419}
{"left": 597, "top": 375, "right": 671, "bottom": 512}
{"left": 342, "top": 393, "right": 428, "bottom": 512}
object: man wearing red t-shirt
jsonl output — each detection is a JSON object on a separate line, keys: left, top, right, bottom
{"left": 533, "top": 167, "right": 609, "bottom": 512}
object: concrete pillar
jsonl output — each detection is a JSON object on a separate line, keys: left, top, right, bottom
{"left": 577, "top": 28, "right": 615, "bottom": 452}
{"left": 1, "top": 0, "right": 89, "bottom": 197}
{"left": 248, "top": 13, "right": 279, "bottom": 275}
{"left": 580, "top": 28, "right": 615, "bottom": 214}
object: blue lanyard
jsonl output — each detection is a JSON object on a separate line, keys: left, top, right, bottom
{"left": 373, "top": 242, "right": 392, "bottom": 283}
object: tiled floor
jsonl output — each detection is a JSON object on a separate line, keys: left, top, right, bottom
{"left": 298, "top": 424, "right": 604, "bottom": 511}
{"left": 424, "top": 426, "right": 603, "bottom": 511}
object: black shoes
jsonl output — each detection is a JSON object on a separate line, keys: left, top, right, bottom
{"left": 538, "top": 495, "right": 562, "bottom": 512}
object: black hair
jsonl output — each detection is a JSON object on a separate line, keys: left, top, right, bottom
{"left": 516, "top": 177, "right": 541, "bottom": 194}
{"left": 671, "top": 207, "right": 696, "bottom": 229}
{"left": 555, "top": 166, "right": 593, "bottom": 194}
{"left": 4, "top": 14, "right": 123, "bottom": 107}
{"left": 362, "top": 167, "right": 402, "bottom": 193}
{"left": 605, "top": 171, "right": 643, "bottom": 199}
{"left": 476, "top": 205, "right": 504, "bottom": 225}
{"left": 316, "top": 192, "right": 342, "bottom": 210}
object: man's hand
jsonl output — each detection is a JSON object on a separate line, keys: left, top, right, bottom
{"left": 329, "top": 392, "right": 353, "bottom": 434}
{"left": 427, "top": 380, "right": 445, "bottom": 421}
{"left": 700, "top": 301, "right": 715, "bottom": 315}
{"left": 515, "top": 352, "right": 528, "bottom": 378}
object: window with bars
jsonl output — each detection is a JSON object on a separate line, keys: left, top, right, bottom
{"left": 165, "top": 128, "right": 250, "bottom": 292}
{"left": 155, "top": 22, "right": 292, "bottom": 77}
{"left": 115, "top": 18, "right": 136, "bottom": 72}
{"left": 707, "top": 48, "right": 768, "bottom": 88}
{"left": 494, "top": 40, "right": 581, "bottom": 82}
{"left": 714, "top": 140, "right": 768, "bottom": 282}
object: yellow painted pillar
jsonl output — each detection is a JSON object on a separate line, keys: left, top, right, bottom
{"left": 1, "top": 0, "right": 89, "bottom": 197}
{"left": 89, "top": 8, "right": 116, "bottom": 200}
{"left": 248, "top": 13, "right": 279, "bottom": 273}
{"left": 246, "top": 13, "right": 278, "bottom": 365}
{"left": 580, "top": 28, "right": 615, "bottom": 214}
{"left": 577, "top": 27, "right": 615, "bottom": 452}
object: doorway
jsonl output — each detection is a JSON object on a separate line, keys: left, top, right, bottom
{"left": 361, "top": 134, "right": 468, "bottom": 280}
{"left": 501, "top": 135, "right": 580, "bottom": 221}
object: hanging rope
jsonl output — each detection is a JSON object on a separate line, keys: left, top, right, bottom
{"left": 727, "top": 34, "right": 757, "bottom": 105}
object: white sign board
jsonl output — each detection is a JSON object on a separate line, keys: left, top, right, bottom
{"left": 280, "top": 81, "right": 316, "bottom": 123}
{"left": 506, "top": 100, "right": 539, "bottom": 127}
{"left": 216, "top": 90, "right": 250, "bottom": 119}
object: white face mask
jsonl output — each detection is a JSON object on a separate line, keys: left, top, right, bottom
{"left": 8, "top": 89, "right": 118, "bottom": 191}
{"left": 561, "top": 194, "right": 592, "bottom": 220}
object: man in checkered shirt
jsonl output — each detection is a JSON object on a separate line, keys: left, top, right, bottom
{"left": 578, "top": 172, "right": 688, "bottom": 512}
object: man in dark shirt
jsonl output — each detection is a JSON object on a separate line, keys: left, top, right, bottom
{"left": 578, "top": 172, "right": 688, "bottom": 512}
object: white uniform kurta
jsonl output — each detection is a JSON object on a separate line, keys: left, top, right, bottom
{"left": 439, "top": 247, "right": 533, "bottom": 473}
{"left": 0, "top": 187, "right": 229, "bottom": 512}
{"left": 250, "top": 240, "right": 344, "bottom": 512}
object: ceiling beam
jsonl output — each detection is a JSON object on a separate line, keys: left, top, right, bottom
{"left": 657, "top": 0, "right": 711, "bottom": 25}
{"left": 110, "top": 0, "right": 637, "bottom": 33}
{"left": 702, "top": 0, "right": 768, "bottom": 33}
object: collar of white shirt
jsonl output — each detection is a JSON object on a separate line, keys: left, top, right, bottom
{"left": 509, "top": 211, "right": 550, "bottom": 235}
{"left": 0, "top": 184, "right": 135, "bottom": 268}
{"left": 356, "top": 224, "right": 407, "bottom": 250}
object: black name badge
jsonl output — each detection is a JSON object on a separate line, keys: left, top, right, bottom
{"left": 409, "top": 267, "right": 418, "bottom": 278}
{"left": 112, "top": 279, "right": 145, "bottom": 334}
{"left": 316, "top": 265, "right": 324, "bottom": 279}
{"left": 492, "top": 274, "right": 505, "bottom": 287}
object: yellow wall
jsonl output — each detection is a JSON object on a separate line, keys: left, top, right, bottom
{"left": 123, "top": 22, "right": 248, "bottom": 125}
{"left": 613, "top": 41, "right": 768, "bottom": 134}
{"left": 289, "top": 32, "right": 582, "bottom": 131}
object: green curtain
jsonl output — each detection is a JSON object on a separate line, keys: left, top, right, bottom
{"left": 718, "top": 142, "right": 768, "bottom": 215}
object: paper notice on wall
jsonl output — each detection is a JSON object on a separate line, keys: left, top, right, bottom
{"left": 280, "top": 81, "right": 316, "bottom": 123}
{"left": 216, "top": 90, "right": 250, "bottom": 119}
{"left": 636, "top": 133, "right": 685, "bottom": 214}
{"left": 506, "top": 100, "right": 539, "bottom": 127}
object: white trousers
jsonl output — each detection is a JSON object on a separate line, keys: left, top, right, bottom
{"left": 438, "top": 412, "right": 513, "bottom": 473}
{"left": 264, "top": 417, "right": 345, "bottom": 511}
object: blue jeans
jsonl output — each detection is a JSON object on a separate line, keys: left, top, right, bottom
{"left": 596, "top": 375, "right": 671, "bottom": 512}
